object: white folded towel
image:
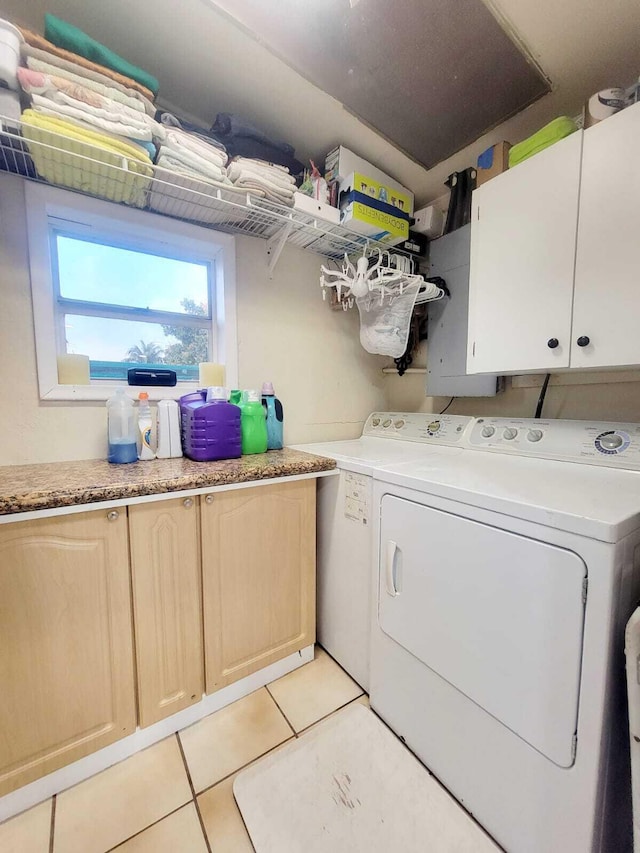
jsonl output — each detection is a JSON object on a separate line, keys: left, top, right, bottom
{"left": 163, "top": 128, "right": 228, "bottom": 169}
{"left": 156, "top": 150, "right": 231, "bottom": 185}
{"left": 228, "top": 158, "right": 296, "bottom": 191}
{"left": 31, "top": 93, "right": 159, "bottom": 142}
{"left": 229, "top": 166, "right": 296, "bottom": 198}
{"left": 231, "top": 156, "right": 295, "bottom": 181}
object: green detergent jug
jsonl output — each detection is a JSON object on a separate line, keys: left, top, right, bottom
{"left": 241, "top": 390, "right": 268, "bottom": 454}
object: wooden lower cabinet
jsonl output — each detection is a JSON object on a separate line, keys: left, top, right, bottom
{"left": 201, "top": 480, "right": 316, "bottom": 693}
{"left": 0, "top": 509, "right": 136, "bottom": 796}
{"left": 129, "top": 497, "right": 204, "bottom": 727}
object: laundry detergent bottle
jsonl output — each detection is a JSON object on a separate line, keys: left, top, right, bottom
{"left": 261, "top": 381, "right": 284, "bottom": 450}
{"left": 241, "top": 390, "right": 268, "bottom": 454}
{"left": 106, "top": 388, "right": 137, "bottom": 464}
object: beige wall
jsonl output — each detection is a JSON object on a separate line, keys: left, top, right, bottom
{"left": 0, "top": 174, "right": 386, "bottom": 465}
{"left": 383, "top": 342, "right": 640, "bottom": 423}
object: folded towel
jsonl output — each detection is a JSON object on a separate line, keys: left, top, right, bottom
{"left": 232, "top": 179, "right": 294, "bottom": 207}
{"left": 18, "top": 67, "right": 164, "bottom": 143}
{"left": 21, "top": 109, "right": 152, "bottom": 207}
{"left": 211, "top": 113, "right": 294, "bottom": 156}
{"left": 20, "top": 29, "right": 155, "bottom": 103}
{"left": 227, "top": 158, "right": 296, "bottom": 191}
{"left": 156, "top": 110, "right": 227, "bottom": 152}
{"left": 26, "top": 54, "right": 146, "bottom": 114}
{"left": 220, "top": 134, "right": 304, "bottom": 175}
{"left": 44, "top": 14, "right": 159, "bottom": 95}
{"left": 156, "top": 151, "right": 230, "bottom": 185}
{"left": 163, "top": 127, "right": 227, "bottom": 168}
{"left": 31, "top": 92, "right": 158, "bottom": 143}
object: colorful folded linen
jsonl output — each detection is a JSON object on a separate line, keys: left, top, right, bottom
{"left": 20, "top": 29, "right": 155, "bottom": 103}
{"left": 44, "top": 14, "right": 159, "bottom": 95}
{"left": 21, "top": 109, "right": 152, "bottom": 207}
{"left": 18, "top": 67, "right": 164, "bottom": 143}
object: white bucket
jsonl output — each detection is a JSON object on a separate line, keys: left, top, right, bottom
{"left": 0, "top": 19, "right": 23, "bottom": 91}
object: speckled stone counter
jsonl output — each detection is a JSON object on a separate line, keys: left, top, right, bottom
{"left": 0, "top": 449, "right": 336, "bottom": 515}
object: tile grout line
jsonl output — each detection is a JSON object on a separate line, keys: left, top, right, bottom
{"left": 103, "top": 803, "right": 190, "bottom": 853}
{"left": 48, "top": 795, "right": 56, "bottom": 853}
{"left": 295, "top": 691, "right": 366, "bottom": 736}
{"left": 176, "top": 731, "right": 213, "bottom": 853}
{"left": 194, "top": 736, "right": 296, "bottom": 799}
{"left": 264, "top": 684, "right": 299, "bottom": 738}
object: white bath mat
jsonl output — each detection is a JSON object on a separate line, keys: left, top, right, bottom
{"left": 233, "top": 704, "right": 500, "bottom": 852}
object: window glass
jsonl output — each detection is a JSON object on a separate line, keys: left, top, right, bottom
{"left": 55, "top": 234, "right": 211, "bottom": 316}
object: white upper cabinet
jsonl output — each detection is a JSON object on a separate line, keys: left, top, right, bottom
{"left": 467, "top": 131, "right": 583, "bottom": 374}
{"left": 571, "top": 103, "right": 640, "bottom": 368}
{"left": 467, "top": 102, "right": 640, "bottom": 375}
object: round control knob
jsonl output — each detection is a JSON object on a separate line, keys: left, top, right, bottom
{"left": 527, "top": 429, "right": 543, "bottom": 442}
{"left": 481, "top": 426, "right": 495, "bottom": 438}
{"left": 577, "top": 336, "right": 590, "bottom": 347}
{"left": 371, "top": 417, "right": 381, "bottom": 427}
{"left": 394, "top": 419, "right": 405, "bottom": 430}
{"left": 382, "top": 419, "right": 392, "bottom": 428}
{"left": 503, "top": 428, "right": 518, "bottom": 440}
{"left": 599, "top": 433, "right": 624, "bottom": 450}
{"left": 547, "top": 338, "right": 559, "bottom": 349}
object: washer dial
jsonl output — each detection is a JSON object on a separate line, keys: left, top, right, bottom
{"left": 595, "top": 430, "right": 629, "bottom": 455}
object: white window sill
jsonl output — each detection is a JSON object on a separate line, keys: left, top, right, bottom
{"left": 42, "top": 382, "right": 198, "bottom": 402}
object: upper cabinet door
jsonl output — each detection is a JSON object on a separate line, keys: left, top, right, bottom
{"left": 571, "top": 103, "right": 640, "bottom": 369}
{"left": 467, "top": 131, "right": 583, "bottom": 374}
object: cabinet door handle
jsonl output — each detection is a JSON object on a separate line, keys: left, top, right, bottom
{"left": 547, "top": 338, "right": 559, "bottom": 349}
{"left": 205, "top": 494, "right": 214, "bottom": 504}
{"left": 183, "top": 498, "right": 193, "bottom": 508}
{"left": 107, "top": 510, "right": 119, "bottom": 522}
{"left": 385, "top": 540, "right": 400, "bottom": 597}
{"left": 577, "top": 336, "right": 590, "bottom": 347}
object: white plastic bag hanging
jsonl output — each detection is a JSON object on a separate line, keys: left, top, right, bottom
{"left": 356, "top": 283, "right": 422, "bottom": 357}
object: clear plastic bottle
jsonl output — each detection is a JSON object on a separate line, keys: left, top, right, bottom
{"left": 240, "top": 390, "right": 268, "bottom": 455}
{"left": 107, "top": 388, "right": 137, "bottom": 464}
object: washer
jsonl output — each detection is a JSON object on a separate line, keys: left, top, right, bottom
{"left": 370, "top": 416, "right": 640, "bottom": 853}
{"left": 293, "top": 412, "right": 473, "bottom": 690}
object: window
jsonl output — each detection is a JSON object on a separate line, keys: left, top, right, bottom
{"left": 25, "top": 183, "right": 237, "bottom": 400}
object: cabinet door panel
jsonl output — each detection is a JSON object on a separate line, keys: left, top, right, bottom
{"left": 0, "top": 510, "right": 135, "bottom": 795}
{"left": 202, "top": 481, "right": 315, "bottom": 693}
{"left": 572, "top": 103, "right": 640, "bottom": 368}
{"left": 129, "top": 498, "right": 204, "bottom": 727}
{"left": 467, "top": 131, "right": 582, "bottom": 374}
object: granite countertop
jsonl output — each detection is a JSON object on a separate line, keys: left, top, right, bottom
{"left": 0, "top": 449, "right": 336, "bottom": 515}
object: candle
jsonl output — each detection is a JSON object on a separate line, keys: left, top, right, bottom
{"left": 199, "top": 362, "right": 225, "bottom": 388}
{"left": 57, "top": 354, "right": 91, "bottom": 385}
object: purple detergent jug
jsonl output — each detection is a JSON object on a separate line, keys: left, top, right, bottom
{"left": 179, "top": 387, "right": 241, "bottom": 462}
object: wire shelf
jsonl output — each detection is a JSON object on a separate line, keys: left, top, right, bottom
{"left": 0, "top": 116, "right": 410, "bottom": 262}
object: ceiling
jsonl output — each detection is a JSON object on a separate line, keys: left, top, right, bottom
{"left": 3, "top": 0, "right": 640, "bottom": 206}
{"left": 208, "top": 0, "right": 549, "bottom": 169}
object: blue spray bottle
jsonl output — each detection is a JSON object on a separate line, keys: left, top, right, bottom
{"left": 261, "top": 382, "right": 284, "bottom": 450}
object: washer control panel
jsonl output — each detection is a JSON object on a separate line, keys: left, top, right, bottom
{"left": 364, "top": 412, "right": 473, "bottom": 445}
{"left": 468, "top": 417, "right": 640, "bottom": 469}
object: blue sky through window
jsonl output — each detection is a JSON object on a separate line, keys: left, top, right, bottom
{"left": 56, "top": 235, "right": 210, "bottom": 363}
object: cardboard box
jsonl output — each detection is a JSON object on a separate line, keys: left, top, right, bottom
{"left": 293, "top": 192, "right": 340, "bottom": 224}
{"left": 475, "top": 141, "right": 511, "bottom": 186}
{"left": 325, "top": 145, "right": 414, "bottom": 215}
{"left": 340, "top": 190, "right": 410, "bottom": 243}
{"left": 341, "top": 172, "right": 412, "bottom": 218}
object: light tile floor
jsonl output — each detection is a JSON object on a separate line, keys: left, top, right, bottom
{"left": 0, "top": 646, "right": 365, "bottom": 853}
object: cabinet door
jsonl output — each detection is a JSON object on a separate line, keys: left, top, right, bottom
{"left": 129, "top": 498, "right": 204, "bottom": 727}
{"left": 201, "top": 481, "right": 316, "bottom": 693}
{"left": 572, "top": 103, "right": 640, "bottom": 368}
{"left": 467, "top": 131, "right": 583, "bottom": 374}
{"left": 0, "top": 510, "right": 136, "bottom": 795}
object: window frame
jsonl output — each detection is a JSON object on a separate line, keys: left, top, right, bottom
{"left": 25, "top": 182, "right": 238, "bottom": 401}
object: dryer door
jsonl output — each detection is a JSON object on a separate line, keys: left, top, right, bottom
{"left": 379, "top": 495, "right": 586, "bottom": 767}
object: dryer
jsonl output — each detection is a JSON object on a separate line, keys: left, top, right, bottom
{"left": 370, "top": 417, "right": 640, "bottom": 853}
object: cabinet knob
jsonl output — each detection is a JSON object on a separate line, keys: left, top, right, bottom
{"left": 205, "top": 494, "right": 214, "bottom": 504}
{"left": 547, "top": 338, "right": 559, "bottom": 349}
{"left": 577, "top": 336, "right": 590, "bottom": 347}
{"left": 107, "top": 510, "right": 119, "bottom": 522}
{"left": 183, "top": 498, "right": 194, "bottom": 508}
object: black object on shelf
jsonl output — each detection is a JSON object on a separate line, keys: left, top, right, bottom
{"left": 443, "top": 167, "right": 476, "bottom": 235}
{"left": 127, "top": 368, "right": 177, "bottom": 387}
